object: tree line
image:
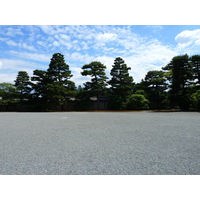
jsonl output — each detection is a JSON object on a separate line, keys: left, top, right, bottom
{"left": 0, "top": 53, "right": 200, "bottom": 111}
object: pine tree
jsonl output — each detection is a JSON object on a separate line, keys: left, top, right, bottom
{"left": 81, "top": 61, "right": 108, "bottom": 109}
{"left": 162, "top": 54, "right": 193, "bottom": 110}
{"left": 108, "top": 57, "right": 134, "bottom": 109}
{"left": 46, "top": 53, "right": 76, "bottom": 107}
{"left": 14, "top": 71, "right": 32, "bottom": 101}
{"left": 31, "top": 69, "right": 48, "bottom": 100}
{"left": 190, "top": 55, "right": 200, "bottom": 86}
{"left": 142, "top": 70, "right": 168, "bottom": 109}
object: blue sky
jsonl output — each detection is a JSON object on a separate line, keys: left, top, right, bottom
{"left": 1, "top": 25, "right": 200, "bottom": 86}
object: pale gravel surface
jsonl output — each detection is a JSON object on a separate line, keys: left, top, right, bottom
{"left": 0, "top": 111, "right": 200, "bottom": 175}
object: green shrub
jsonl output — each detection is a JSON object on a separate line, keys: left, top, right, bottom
{"left": 190, "top": 90, "right": 200, "bottom": 110}
{"left": 126, "top": 94, "right": 149, "bottom": 110}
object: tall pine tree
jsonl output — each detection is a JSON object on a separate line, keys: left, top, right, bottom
{"left": 162, "top": 54, "right": 193, "bottom": 110}
{"left": 46, "top": 53, "right": 76, "bottom": 108}
{"left": 108, "top": 57, "right": 134, "bottom": 109}
{"left": 81, "top": 61, "right": 108, "bottom": 109}
{"left": 190, "top": 55, "right": 200, "bottom": 86}
{"left": 14, "top": 71, "right": 32, "bottom": 102}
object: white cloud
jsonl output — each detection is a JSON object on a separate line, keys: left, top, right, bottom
{"left": 125, "top": 42, "right": 177, "bottom": 82}
{"left": 53, "top": 35, "right": 72, "bottom": 50}
{"left": 141, "top": 41, "right": 176, "bottom": 64}
{"left": 69, "top": 52, "right": 94, "bottom": 64}
{"left": 21, "top": 43, "right": 36, "bottom": 51}
{"left": 175, "top": 29, "right": 200, "bottom": 47}
{"left": 6, "top": 40, "right": 18, "bottom": 46}
{"left": 94, "top": 55, "right": 114, "bottom": 76}
{"left": 0, "top": 73, "right": 17, "bottom": 83}
{"left": 39, "top": 25, "right": 56, "bottom": 35}
{"left": 96, "top": 33, "right": 117, "bottom": 42}
{"left": 0, "top": 58, "right": 49, "bottom": 83}
{"left": 60, "top": 34, "right": 70, "bottom": 41}
{"left": 2, "top": 25, "right": 196, "bottom": 85}
{"left": 4, "top": 38, "right": 36, "bottom": 51}
{"left": 80, "top": 41, "right": 89, "bottom": 50}
{"left": 0, "top": 60, "right": 3, "bottom": 69}
{"left": 147, "top": 25, "right": 163, "bottom": 33}
{"left": 65, "top": 27, "right": 178, "bottom": 84}
{"left": 53, "top": 41, "right": 60, "bottom": 46}
{"left": 0, "top": 59, "right": 35, "bottom": 70}
{"left": 8, "top": 51, "right": 50, "bottom": 63}
{"left": 3, "top": 27, "right": 24, "bottom": 37}
{"left": 194, "top": 39, "right": 200, "bottom": 45}
{"left": 70, "top": 66, "right": 89, "bottom": 86}
{"left": 0, "top": 37, "right": 5, "bottom": 41}
{"left": 65, "top": 42, "right": 72, "bottom": 50}
{"left": 66, "top": 26, "right": 96, "bottom": 40}
{"left": 37, "top": 41, "right": 45, "bottom": 46}
{"left": 0, "top": 59, "right": 35, "bottom": 83}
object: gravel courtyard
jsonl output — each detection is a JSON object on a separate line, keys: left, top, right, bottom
{"left": 0, "top": 111, "right": 200, "bottom": 175}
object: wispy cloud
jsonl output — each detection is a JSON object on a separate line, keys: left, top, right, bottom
{"left": 125, "top": 42, "right": 177, "bottom": 82}
{"left": 0, "top": 58, "right": 47, "bottom": 83}
{"left": 96, "top": 33, "right": 118, "bottom": 42}
{"left": 3, "top": 38, "right": 36, "bottom": 51}
{"left": 1, "top": 25, "right": 200, "bottom": 85}
{"left": 8, "top": 51, "right": 51, "bottom": 63}
{"left": 0, "top": 59, "right": 40, "bottom": 71}
{"left": 5, "top": 40, "right": 18, "bottom": 46}
{"left": 0, "top": 26, "right": 24, "bottom": 37}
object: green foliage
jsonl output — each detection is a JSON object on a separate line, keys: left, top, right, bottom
{"left": 48, "top": 53, "right": 73, "bottom": 82}
{"left": 108, "top": 57, "right": 134, "bottom": 109}
{"left": 14, "top": 71, "right": 32, "bottom": 101}
{"left": 2, "top": 53, "right": 200, "bottom": 111}
{"left": 144, "top": 70, "right": 167, "bottom": 87}
{"left": 0, "top": 82, "right": 18, "bottom": 105}
{"left": 46, "top": 53, "right": 76, "bottom": 105}
{"left": 0, "top": 82, "right": 17, "bottom": 99}
{"left": 81, "top": 61, "right": 108, "bottom": 109}
{"left": 126, "top": 94, "right": 149, "bottom": 110}
{"left": 135, "top": 90, "right": 145, "bottom": 95}
{"left": 190, "top": 90, "right": 200, "bottom": 110}
{"left": 31, "top": 69, "right": 48, "bottom": 99}
{"left": 190, "top": 55, "right": 200, "bottom": 85}
{"left": 81, "top": 61, "right": 108, "bottom": 95}
{"left": 162, "top": 54, "right": 193, "bottom": 110}
{"left": 142, "top": 70, "right": 168, "bottom": 109}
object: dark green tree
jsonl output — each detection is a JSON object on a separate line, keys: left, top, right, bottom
{"left": 31, "top": 69, "right": 48, "bottom": 100}
{"left": 14, "top": 71, "right": 32, "bottom": 101}
{"left": 74, "top": 85, "right": 90, "bottom": 111}
{"left": 142, "top": 70, "right": 168, "bottom": 109}
{"left": 46, "top": 53, "right": 76, "bottom": 109}
{"left": 162, "top": 54, "right": 193, "bottom": 110}
{"left": 190, "top": 55, "right": 200, "bottom": 86}
{"left": 108, "top": 57, "right": 134, "bottom": 109}
{"left": 81, "top": 61, "right": 108, "bottom": 109}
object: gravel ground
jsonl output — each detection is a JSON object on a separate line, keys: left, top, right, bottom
{"left": 0, "top": 111, "right": 200, "bottom": 175}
